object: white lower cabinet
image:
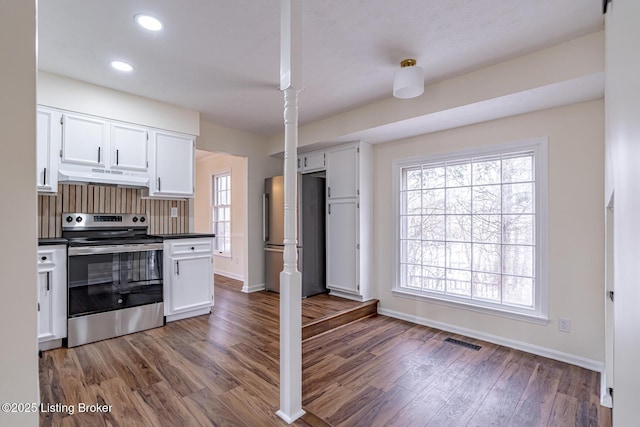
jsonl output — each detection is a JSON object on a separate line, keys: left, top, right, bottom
{"left": 37, "top": 245, "right": 67, "bottom": 349}
{"left": 164, "top": 238, "right": 214, "bottom": 322}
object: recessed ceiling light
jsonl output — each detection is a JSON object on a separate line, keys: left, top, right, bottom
{"left": 110, "top": 60, "right": 134, "bottom": 72}
{"left": 135, "top": 14, "right": 163, "bottom": 31}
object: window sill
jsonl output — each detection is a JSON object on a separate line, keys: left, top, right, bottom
{"left": 391, "top": 288, "right": 549, "bottom": 325}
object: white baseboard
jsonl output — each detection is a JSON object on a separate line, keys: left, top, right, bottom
{"left": 215, "top": 270, "right": 244, "bottom": 281}
{"left": 377, "top": 307, "right": 604, "bottom": 374}
{"left": 242, "top": 282, "right": 266, "bottom": 293}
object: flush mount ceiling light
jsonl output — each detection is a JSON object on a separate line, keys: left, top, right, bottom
{"left": 110, "top": 60, "right": 134, "bottom": 72}
{"left": 393, "top": 59, "right": 424, "bottom": 99}
{"left": 135, "top": 14, "right": 163, "bottom": 31}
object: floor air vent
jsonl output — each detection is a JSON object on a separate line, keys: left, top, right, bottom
{"left": 444, "top": 337, "right": 481, "bottom": 351}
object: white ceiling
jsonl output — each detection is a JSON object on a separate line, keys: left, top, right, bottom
{"left": 38, "top": 1, "right": 603, "bottom": 137}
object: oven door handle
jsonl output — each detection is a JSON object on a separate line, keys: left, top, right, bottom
{"left": 68, "top": 243, "right": 164, "bottom": 256}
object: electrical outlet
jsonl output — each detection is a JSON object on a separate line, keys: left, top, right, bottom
{"left": 558, "top": 318, "right": 571, "bottom": 333}
{"left": 170, "top": 207, "right": 178, "bottom": 218}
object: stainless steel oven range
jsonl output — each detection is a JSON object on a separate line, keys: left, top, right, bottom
{"left": 62, "top": 213, "right": 164, "bottom": 347}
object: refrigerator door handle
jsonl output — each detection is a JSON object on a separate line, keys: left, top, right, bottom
{"left": 263, "top": 193, "right": 270, "bottom": 242}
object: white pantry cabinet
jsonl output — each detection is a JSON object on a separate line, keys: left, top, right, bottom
{"left": 146, "top": 131, "right": 195, "bottom": 198}
{"left": 37, "top": 245, "right": 67, "bottom": 350}
{"left": 164, "top": 238, "right": 214, "bottom": 322}
{"left": 325, "top": 141, "right": 373, "bottom": 302}
{"left": 36, "top": 107, "right": 61, "bottom": 193}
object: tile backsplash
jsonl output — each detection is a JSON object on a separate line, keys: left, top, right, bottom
{"left": 38, "top": 184, "right": 189, "bottom": 238}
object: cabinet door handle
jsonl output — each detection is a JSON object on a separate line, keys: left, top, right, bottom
{"left": 176, "top": 260, "right": 179, "bottom": 276}
{"left": 46, "top": 272, "right": 50, "bottom": 291}
{"left": 328, "top": 204, "right": 331, "bottom": 215}
{"left": 38, "top": 303, "right": 40, "bottom": 312}
{"left": 158, "top": 177, "right": 161, "bottom": 192}
{"left": 304, "top": 157, "right": 308, "bottom": 167}
{"left": 43, "top": 167, "right": 47, "bottom": 186}
{"left": 116, "top": 149, "right": 119, "bottom": 165}
{"left": 297, "top": 158, "right": 301, "bottom": 169}
{"left": 98, "top": 146, "right": 101, "bottom": 163}
{"left": 328, "top": 187, "right": 331, "bottom": 198}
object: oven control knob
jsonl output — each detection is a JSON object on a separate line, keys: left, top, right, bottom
{"left": 76, "top": 216, "right": 83, "bottom": 223}
{"left": 66, "top": 216, "right": 73, "bottom": 223}
{"left": 140, "top": 217, "right": 146, "bottom": 223}
{"left": 132, "top": 216, "right": 138, "bottom": 223}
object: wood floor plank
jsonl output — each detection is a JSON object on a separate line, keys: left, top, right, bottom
{"left": 335, "top": 384, "right": 416, "bottom": 427}
{"left": 466, "top": 359, "right": 534, "bottom": 427}
{"left": 548, "top": 393, "right": 579, "bottom": 427}
{"left": 134, "top": 381, "right": 196, "bottom": 427}
{"left": 183, "top": 386, "right": 243, "bottom": 427}
{"left": 508, "top": 363, "right": 563, "bottom": 427}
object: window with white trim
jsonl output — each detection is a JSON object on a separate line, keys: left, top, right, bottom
{"left": 212, "top": 173, "right": 231, "bottom": 256}
{"left": 395, "top": 139, "right": 547, "bottom": 320}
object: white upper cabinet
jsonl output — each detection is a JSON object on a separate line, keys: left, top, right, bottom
{"left": 326, "top": 144, "right": 359, "bottom": 199}
{"left": 147, "top": 131, "right": 195, "bottom": 198}
{"left": 61, "top": 112, "right": 108, "bottom": 167}
{"left": 110, "top": 123, "right": 148, "bottom": 172}
{"left": 298, "top": 150, "right": 326, "bottom": 173}
{"left": 36, "top": 107, "right": 61, "bottom": 193}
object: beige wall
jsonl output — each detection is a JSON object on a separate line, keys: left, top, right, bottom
{"left": 197, "top": 120, "right": 282, "bottom": 290}
{"left": 195, "top": 153, "right": 247, "bottom": 280}
{"left": 38, "top": 71, "right": 200, "bottom": 136}
{"left": 0, "top": 1, "right": 39, "bottom": 426}
{"left": 267, "top": 31, "right": 604, "bottom": 155}
{"left": 605, "top": 0, "right": 640, "bottom": 423}
{"left": 374, "top": 100, "right": 604, "bottom": 365}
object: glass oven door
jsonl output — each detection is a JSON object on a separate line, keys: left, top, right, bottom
{"left": 67, "top": 244, "right": 163, "bottom": 317}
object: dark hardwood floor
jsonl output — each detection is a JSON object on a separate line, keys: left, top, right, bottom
{"left": 39, "top": 275, "right": 611, "bottom": 426}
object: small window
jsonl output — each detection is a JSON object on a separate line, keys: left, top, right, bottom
{"left": 212, "top": 173, "right": 231, "bottom": 256}
{"left": 394, "top": 138, "right": 548, "bottom": 321}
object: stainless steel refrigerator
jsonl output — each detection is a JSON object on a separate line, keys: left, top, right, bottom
{"left": 263, "top": 174, "right": 326, "bottom": 297}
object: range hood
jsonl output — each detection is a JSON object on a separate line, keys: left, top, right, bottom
{"left": 58, "top": 168, "right": 149, "bottom": 187}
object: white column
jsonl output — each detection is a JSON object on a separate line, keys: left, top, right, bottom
{"left": 277, "top": 0, "right": 304, "bottom": 424}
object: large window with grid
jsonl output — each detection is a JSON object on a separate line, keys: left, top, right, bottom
{"left": 395, "top": 139, "right": 548, "bottom": 320}
{"left": 212, "top": 173, "right": 231, "bottom": 256}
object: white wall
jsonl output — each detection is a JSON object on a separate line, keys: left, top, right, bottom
{"left": 0, "top": 1, "right": 39, "bottom": 426}
{"left": 38, "top": 71, "right": 200, "bottom": 136}
{"left": 195, "top": 152, "right": 247, "bottom": 281}
{"left": 604, "top": 1, "right": 640, "bottom": 423}
{"left": 374, "top": 100, "right": 605, "bottom": 366}
{"left": 197, "top": 121, "right": 282, "bottom": 291}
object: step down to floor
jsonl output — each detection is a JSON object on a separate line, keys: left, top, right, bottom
{"left": 302, "top": 299, "right": 378, "bottom": 342}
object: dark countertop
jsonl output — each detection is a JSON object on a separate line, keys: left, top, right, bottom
{"left": 151, "top": 233, "right": 216, "bottom": 240}
{"left": 38, "top": 238, "right": 68, "bottom": 246}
